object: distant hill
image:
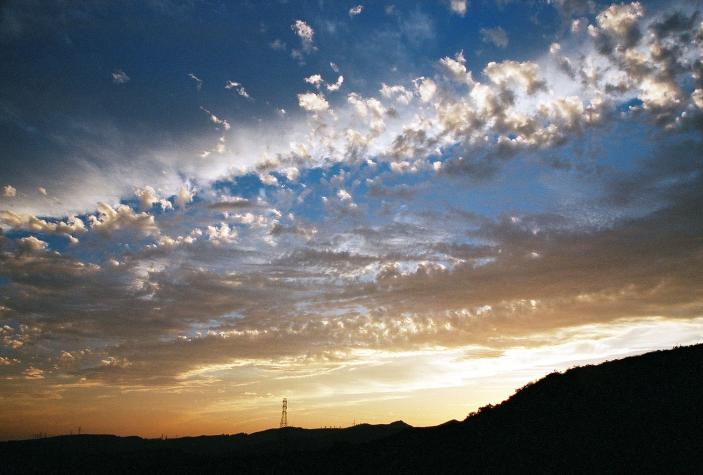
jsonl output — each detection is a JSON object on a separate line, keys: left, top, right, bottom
{"left": 2, "top": 344, "right": 702, "bottom": 473}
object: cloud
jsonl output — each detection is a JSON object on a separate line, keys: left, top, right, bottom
{"left": 349, "top": 5, "right": 363, "bottom": 17}
{"left": 414, "top": 77, "right": 437, "bottom": 103}
{"left": 17, "top": 236, "right": 48, "bottom": 253}
{"left": 1, "top": 1, "right": 703, "bottom": 432}
{"left": 298, "top": 92, "right": 330, "bottom": 112}
{"left": 225, "top": 80, "right": 251, "bottom": 99}
{"left": 484, "top": 60, "right": 546, "bottom": 95}
{"left": 291, "top": 19, "right": 315, "bottom": 53}
{"left": 199, "top": 106, "right": 230, "bottom": 130}
{"left": 304, "top": 74, "right": 323, "bottom": 88}
{"left": 3, "top": 185, "right": 16, "bottom": 198}
{"left": 269, "top": 39, "right": 286, "bottom": 51}
{"left": 134, "top": 186, "right": 159, "bottom": 209}
{"left": 175, "top": 185, "right": 194, "bottom": 208}
{"left": 23, "top": 366, "right": 44, "bottom": 380}
{"left": 88, "top": 202, "right": 159, "bottom": 236}
{"left": 0, "top": 210, "right": 86, "bottom": 235}
{"left": 188, "top": 73, "right": 203, "bottom": 90}
{"left": 439, "top": 50, "right": 475, "bottom": 86}
{"left": 326, "top": 75, "right": 344, "bottom": 92}
{"left": 111, "top": 69, "right": 130, "bottom": 84}
{"left": 448, "top": 0, "right": 468, "bottom": 16}
{"left": 480, "top": 26, "right": 509, "bottom": 48}
{"left": 380, "top": 83, "right": 414, "bottom": 105}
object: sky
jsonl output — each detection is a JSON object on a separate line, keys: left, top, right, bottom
{"left": 1, "top": 0, "right": 702, "bottom": 440}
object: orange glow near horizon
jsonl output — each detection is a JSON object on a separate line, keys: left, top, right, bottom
{"left": 3, "top": 317, "right": 701, "bottom": 441}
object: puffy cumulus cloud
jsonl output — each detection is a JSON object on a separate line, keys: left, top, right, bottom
{"left": 326, "top": 75, "right": 344, "bottom": 92}
{"left": 16, "top": 236, "right": 48, "bottom": 253}
{"left": 414, "top": 77, "right": 437, "bottom": 103}
{"left": 480, "top": 26, "right": 509, "bottom": 48}
{"left": 175, "top": 185, "right": 194, "bottom": 208}
{"left": 0, "top": 210, "right": 86, "bottom": 235}
{"left": 347, "top": 93, "right": 386, "bottom": 132}
{"left": 3, "top": 185, "right": 16, "bottom": 198}
{"left": 0, "top": 356, "right": 20, "bottom": 366}
{"left": 285, "top": 167, "right": 300, "bottom": 181}
{"left": 206, "top": 223, "right": 237, "bottom": 243}
{"left": 639, "top": 77, "right": 681, "bottom": 111}
{"left": 259, "top": 173, "right": 279, "bottom": 186}
{"left": 692, "top": 89, "right": 703, "bottom": 109}
{"left": 150, "top": 229, "right": 201, "bottom": 249}
{"left": 305, "top": 73, "right": 344, "bottom": 92}
{"left": 23, "top": 366, "right": 44, "bottom": 379}
{"left": 380, "top": 83, "right": 414, "bottom": 105}
{"left": 349, "top": 5, "right": 363, "bottom": 17}
{"left": 88, "top": 202, "right": 159, "bottom": 236}
{"left": 134, "top": 186, "right": 159, "bottom": 209}
{"left": 448, "top": 0, "right": 468, "bottom": 16}
{"left": 298, "top": 91, "right": 330, "bottom": 112}
{"left": 291, "top": 19, "right": 315, "bottom": 53}
{"left": 439, "top": 50, "right": 475, "bottom": 87}
{"left": 304, "top": 74, "right": 323, "bottom": 88}
{"left": 337, "top": 189, "right": 352, "bottom": 201}
{"left": 484, "top": 60, "right": 546, "bottom": 95}
{"left": 593, "top": 1, "right": 644, "bottom": 50}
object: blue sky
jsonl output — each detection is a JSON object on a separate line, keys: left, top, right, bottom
{"left": 1, "top": 0, "right": 703, "bottom": 439}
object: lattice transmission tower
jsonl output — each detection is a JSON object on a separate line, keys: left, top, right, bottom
{"left": 280, "top": 398, "right": 288, "bottom": 428}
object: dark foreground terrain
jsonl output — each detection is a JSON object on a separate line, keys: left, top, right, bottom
{"left": 2, "top": 344, "right": 702, "bottom": 474}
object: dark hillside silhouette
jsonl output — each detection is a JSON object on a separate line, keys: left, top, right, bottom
{"left": 2, "top": 344, "right": 702, "bottom": 473}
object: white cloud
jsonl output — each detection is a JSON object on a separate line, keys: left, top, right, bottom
{"left": 449, "top": 0, "right": 467, "bottom": 16}
{"left": 304, "top": 74, "right": 323, "bottom": 88}
{"left": 88, "top": 202, "right": 159, "bottom": 236}
{"left": 175, "top": 185, "right": 194, "bottom": 208}
{"left": 188, "top": 73, "right": 203, "bottom": 90}
{"left": 134, "top": 186, "right": 159, "bottom": 209}
{"left": 480, "top": 26, "right": 509, "bottom": 48}
{"left": 111, "top": 69, "right": 130, "bottom": 84}
{"left": 298, "top": 92, "right": 330, "bottom": 112}
{"left": 291, "top": 19, "right": 315, "bottom": 52}
{"left": 337, "top": 189, "right": 352, "bottom": 201}
{"left": 3, "top": 184, "right": 16, "bottom": 197}
{"left": 380, "top": 83, "right": 413, "bottom": 105}
{"left": 200, "top": 107, "right": 230, "bottom": 130}
{"left": 349, "top": 5, "right": 363, "bottom": 17}
{"left": 414, "top": 77, "right": 437, "bottom": 103}
{"left": 285, "top": 167, "right": 300, "bottom": 181}
{"left": 225, "top": 80, "right": 251, "bottom": 99}
{"left": 0, "top": 210, "right": 86, "bottom": 235}
{"left": 206, "top": 223, "right": 237, "bottom": 243}
{"left": 17, "top": 236, "right": 49, "bottom": 253}
{"left": 326, "top": 75, "right": 344, "bottom": 92}
{"left": 439, "top": 50, "right": 475, "bottom": 87}
{"left": 484, "top": 60, "right": 546, "bottom": 95}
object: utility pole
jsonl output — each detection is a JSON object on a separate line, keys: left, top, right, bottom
{"left": 280, "top": 398, "right": 288, "bottom": 428}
